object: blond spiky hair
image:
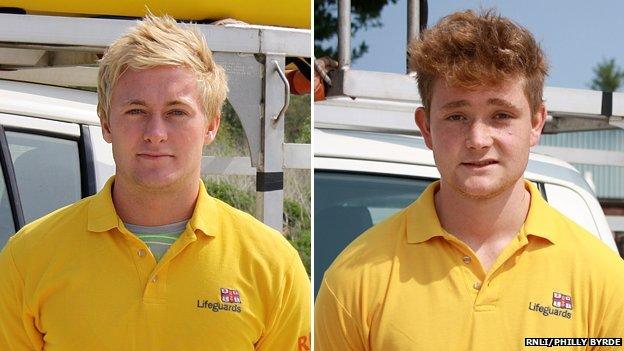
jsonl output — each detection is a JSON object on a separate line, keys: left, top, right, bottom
{"left": 97, "top": 14, "right": 228, "bottom": 122}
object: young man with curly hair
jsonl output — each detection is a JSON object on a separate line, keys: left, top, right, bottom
{"left": 0, "top": 15, "right": 310, "bottom": 350}
{"left": 315, "top": 10, "right": 624, "bottom": 350}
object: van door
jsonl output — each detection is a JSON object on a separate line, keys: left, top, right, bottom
{"left": 0, "top": 114, "right": 84, "bottom": 247}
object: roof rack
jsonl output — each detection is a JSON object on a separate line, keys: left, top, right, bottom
{"left": 318, "top": 69, "right": 624, "bottom": 134}
{"left": 0, "top": 12, "right": 312, "bottom": 231}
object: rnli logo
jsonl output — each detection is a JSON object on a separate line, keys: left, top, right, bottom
{"left": 528, "top": 291, "right": 573, "bottom": 319}
{"left": 221, "top": 288, "right": 241, "bottom": 303}
{"left": 552, "top": 292, "right": 573, "bottom": 310}
{"left": 196, "top": 287, "right": 242, "bottom": 313}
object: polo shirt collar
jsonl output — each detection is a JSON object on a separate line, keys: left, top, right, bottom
{"left": 522, "top": 181, "right": 561, "bottom": 244}
{"left": 405, "top": 179, "right": 560, "bottom": 245}
{"left": 87, "top": 176, "right": 119, "bottom": 233}
{"left": 405, "top": 181, "right": 445, "bottom": 244}
{"left": 188, "top": 180, "right": 219, "bottom": 238}
{"left": 88, "top": 176, "right": 218, "bottom": 238}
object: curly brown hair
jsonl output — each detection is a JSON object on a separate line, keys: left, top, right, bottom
{"left": 408, "top": 9, "right": 548, "bottom": 115}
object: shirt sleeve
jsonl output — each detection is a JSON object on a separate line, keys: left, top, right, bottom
{"left": 0, "top": 242, "right": 44, "bottom": 350}
{"left": 314, "top": 278, "right": 367, "bottom": 351}
{"left": 589, "top": 262, "right": 624, "bottom": 350}
{"left": 255, "top": 251, "right": 311, "bottom": 351}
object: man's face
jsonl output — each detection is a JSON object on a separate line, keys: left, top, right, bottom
{"left": 102, "top": 66, "right": 218, "bottom": 191}
{"left": 415, "top": 78, "right": 546, "bottom": 199}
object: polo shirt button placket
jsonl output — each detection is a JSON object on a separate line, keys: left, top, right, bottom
{"left": 138, "top": 249, "right": 146, "bottom": 258}
{"left": 462, "top": 256, "right": 471, "bottom": 264}
{"left": 473, "top": 281, "right": 482, "bottom": 290}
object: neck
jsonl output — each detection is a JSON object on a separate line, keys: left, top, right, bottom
{"left": 111, "top": 177, "right": 199, "bottom": 226}
{"left": 434, "top": 179, "right": 530, "bottom": 253}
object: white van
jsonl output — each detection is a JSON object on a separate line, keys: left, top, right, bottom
{"left": 314, "top": 94, "right": 620, "bottom": 294}
{"left": 0, "top": 79, "right": 114, "bottom": 247}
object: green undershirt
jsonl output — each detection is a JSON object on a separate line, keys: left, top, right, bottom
{"left": 125, "top": 220, "right": 188, "bottom": 261}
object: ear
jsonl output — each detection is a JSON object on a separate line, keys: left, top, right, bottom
{"left": 204, "top": 114, "right": 221, "bottom": 145}
{"left": 101, "top": 117, "right": 113, "bottom": 144}
{"left": 529, "top": 103, "right": 547, "bottom": 147}
{"left": 415, "top": 107, "right": 433, "bottom": 150}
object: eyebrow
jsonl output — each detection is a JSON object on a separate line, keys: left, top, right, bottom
{"left": 439, "top": 98, "right": 518, "bottom": 110}
{"left": 123, "top": 99, "right": 147, "bottom": 106}
{"left": 487, "top": 98, "right": 518, "bottom": 110}
{"left": 165, "top": 99, "right": 193, "bottom": 107}
{"left": 440, "top": 100, "right": 470, "bottom": 110}
{"left": 122, "top": 99, "right": 193, "bottom": 107}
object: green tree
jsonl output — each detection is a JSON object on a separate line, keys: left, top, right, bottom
{"left": 315, "top": 0, "right": 398, "bottom": 60}
{"left": 285, "top": 95, "right": 311, "bottom": 144}
{"left": 209, "top": 94, "right": 310, "bottom": 155}
{"left": 589, "top": 58, "right": 624, "bottom": 92}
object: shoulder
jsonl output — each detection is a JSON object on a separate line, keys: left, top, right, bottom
{"left": 2, "top": 195, "right": 93, "bottom": 275}
{"left": 208, "top": 197, "right": 310, "bottom": 310}
{"left": 322, "top": 207, "right": 407, "bottom": 304}
{"left": 210, "top": 197, "right": 302, "bottom": 267}
{"left": 329, "top": 207, "right": 405, "bottom": 270}
{"left": 551, "top": 205, "right": 621, "bottom": 260}
{"left": 540, "top": 204, "right": 624, "bottom": 281}
{"left": 7, "top": 196, "right": 92, "bottom": 255}
{"left": 546, "top": 208, "right": 624, "bottom": 324}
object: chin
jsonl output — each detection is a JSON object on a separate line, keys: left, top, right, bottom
{"left": 450, "top": 176, "right": 518, "bottom": 200}
{"left": 132, "top": 171, "right": 182, "bottom": 190}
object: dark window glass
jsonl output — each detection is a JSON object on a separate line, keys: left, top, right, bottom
{"left": 7, "top": 131, "right": 81, "bottom": 224}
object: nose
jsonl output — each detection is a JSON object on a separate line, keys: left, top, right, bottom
{"left": 143, "top": 115, "right": 168, "bottom": 143}
{"left": 465, "top": 121, "right": 493, "bottom": 149}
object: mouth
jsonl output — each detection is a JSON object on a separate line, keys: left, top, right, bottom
{"left": 137, "top": 153, "right": 173, "bottom": 159}
{"left": 461, "top": 159, "right": 498, "bottom": 168}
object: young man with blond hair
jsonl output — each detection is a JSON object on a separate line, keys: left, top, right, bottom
{"left": 0, "top": 15, "right": 310, "bottom": 350}
{"left": 315, "top": 10, "right": 624, "bottom": 350}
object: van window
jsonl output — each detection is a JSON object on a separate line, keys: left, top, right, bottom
{"left": 314, "top": 171, "right": 433, "bottom": 294}
{"left": 0, "top": 166, "right": 15, "bottom": 247}
{"left": 543, "top": 183, "right": 599, "bottom": 236}
{"left": 6, "top": 131, "right": 81, "bottom": 223}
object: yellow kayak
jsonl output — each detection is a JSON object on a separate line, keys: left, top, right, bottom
{"left": 0, "top": 0, "right": 311, "bottom": 29}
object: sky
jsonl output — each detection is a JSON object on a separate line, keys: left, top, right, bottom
{"left": 348, "top": 0, "right": 624, "bottom": 90}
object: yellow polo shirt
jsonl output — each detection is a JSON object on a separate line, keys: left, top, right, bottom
{"left": 0, "top": 177, "right": 310, "bottom": 351}
{"left": 315, "top": 181, "right": 624, "bottom": 351}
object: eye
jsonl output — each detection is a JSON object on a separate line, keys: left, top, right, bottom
{"left": 127, "top": 108, "right": 146, "bottom": 115}
{"left": 446, "top": 114, "right": 465, "bottom": 121}
{"left": 168, "top": 109, "right": 188, "bottom": 117}
{"left": 494, "top": 112, "right": 513, "bottom": 120}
